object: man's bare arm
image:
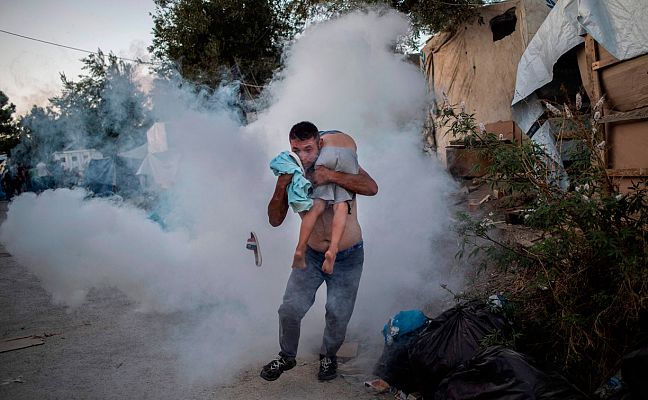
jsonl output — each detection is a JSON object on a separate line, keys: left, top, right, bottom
{"left": 268, "top": 174, "right": 292, "bottom": 227}
{"left": 311, "top": 166, "right": 378, "bottom": 196}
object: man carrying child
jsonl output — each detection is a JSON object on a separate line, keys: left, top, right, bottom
{"left": 261, "top": 121, "right": 378, "bottom": 382}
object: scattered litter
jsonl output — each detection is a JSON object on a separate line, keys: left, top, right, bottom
{"left": 1, "top": 376, "right": 25, "bottom": 385}
{"left": 487, "top": 294, "right": 507, "bottom": 310}
{"left": 594, "top": 370, "right": 623, "bottom": 399}
{"left": 363, "top": 378, "right": 390, "bottom": 393}
{"left": 468, "top": 194, "right": 491, "bottom": 211}
{"left": 0, "top": 335, "right": 44, "bottom": 353}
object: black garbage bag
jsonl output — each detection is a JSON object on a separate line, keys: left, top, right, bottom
{"left": 374, "top": 324, "right": 428, "bottom": 394}
{"left": 408, "top": 300, "right": 511, "bottom": 396}
{"left": 621, "top": 346, "right": 648, "bottom": 399}
{"left": 433, "top": 346, "right": 590, "bottom": 400}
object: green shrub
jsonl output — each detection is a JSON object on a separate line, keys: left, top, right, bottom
{"left": 443, "top": 99, "right": 648, "bottom": 390}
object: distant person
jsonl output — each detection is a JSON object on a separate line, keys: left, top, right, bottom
{"left": 1, "top": 169, "right": 14, "bottom": 200}
{"left": 261, "top": 121, "right": 378, "bottom": 382}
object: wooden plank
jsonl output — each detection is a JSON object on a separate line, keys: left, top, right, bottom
{"left": 599, "top": 107, "right": 648, "bottom": 124}
{"left": 607, "top": 120, "right": 648, "bottom": 169}
{"left": 600, "top": 53, "right": 648, "bottom": 112}
{"left": 585, "top": 35, "right": 604, "bottom": 103}
{"left": 0, "top": 336, "right": 44, "bottom": 353}
{"left": 445, "top": 146, "right": 489, "bottom": 179}
{"left": 485, "top": 120, "right": 522, "bottom": 144}
{"left": 584, "top": 35, "right": 608, "bottom": 167}
{"left": 607, "top": 168, "right": 648, "bottom": 177}
{"left": 592, "top": 58, "right": 623, "bottom": 71}
{"left": 592, "top": 46, "right": 622, "bottom": 71}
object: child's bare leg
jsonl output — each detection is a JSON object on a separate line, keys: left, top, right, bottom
{"left": 292, "top": 199, "right": 326, "bottom": 269}
{"left": 322, "top": 202, "right": 348, "bottom": 274}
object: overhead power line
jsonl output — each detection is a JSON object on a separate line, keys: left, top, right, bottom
{"left": 0, "top": 28, "right": 155, "bottom": 65}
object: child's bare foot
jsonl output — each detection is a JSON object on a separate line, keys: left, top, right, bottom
{"left": 292, "top": 250, "right": 306, "bottom": 269}
{"left": 322, "top": 248, "right": 337, "bottom": 274}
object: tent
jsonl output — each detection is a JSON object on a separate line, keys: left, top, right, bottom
{"left": 84, "top": 157, "right": 141, "bottom": 196}
{"left": 117, "top": 122, "right": 180, "bottom": 191}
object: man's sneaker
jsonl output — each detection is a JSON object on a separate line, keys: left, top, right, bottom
{"left": 318, "top": 355, "right": 338, "bottom": 381}
{"left": 260, "top": 356, "right": 296, "bottom": 381}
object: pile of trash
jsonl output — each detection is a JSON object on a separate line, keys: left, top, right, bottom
{"left": 371, "top": 300, "right": 648, "bottom": 399}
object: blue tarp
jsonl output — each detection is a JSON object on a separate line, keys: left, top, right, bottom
{"left": 85, "top": 158, "right": 115, "bottom": 186}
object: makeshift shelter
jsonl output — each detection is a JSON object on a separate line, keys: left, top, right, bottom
{"left": 118, "top": 122, "right": 180, "bottom": 191}
{"left": 422, "top": 0, "right": 551, "bottom": 167}
{"left": 512, "top": 0, "right": 648, "bottom": 193}
{"left": 84, "top": 157, "right": 140, "bottom": 196}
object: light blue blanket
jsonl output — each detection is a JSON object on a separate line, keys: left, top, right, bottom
{"left": 269, "top": 151, "right": 312, "bottom": 213}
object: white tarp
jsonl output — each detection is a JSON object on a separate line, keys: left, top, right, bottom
{"left": 119, "top": 122, "right": 179, "bottom": 190}
{"left": 513, "top": 0, "right": 648, "bottom": 105}
{"left": 117, "top": 143, "right": 148, "bottom": 159}
{"left": 146, "top": 122, "right": 168, "bottom": 153}
{"left": 136, "top": 152, "right": 180, "bottom": 190}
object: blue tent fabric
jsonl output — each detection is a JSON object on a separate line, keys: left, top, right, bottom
{"left": 85, "top": 158, "right": 115, "bottom": 186}
{"left": 269, "top": 151, "right": 313, "bottom": 213}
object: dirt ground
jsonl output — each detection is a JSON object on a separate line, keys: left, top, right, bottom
{"left": 0, "top": 202, "right": 396, "bottom": 400}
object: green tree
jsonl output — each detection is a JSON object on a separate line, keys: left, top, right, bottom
{"left": 288, "top": 0, "right": 484, "bottom": 40}
{"left": 150, "top": 0, "right": 295, "bottom": 88}
{"left": 13, "top": 51, "right": 151, "bottom": 166}
{"left": 0, "top": 90, "right": 21, "bottom": 155}
{"left": 149, "top": 0, "right": 484, "bottom": 90}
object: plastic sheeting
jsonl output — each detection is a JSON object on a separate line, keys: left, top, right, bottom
{"left": 513, "top": 0, "right": 648, "bottom": 105}
{"left": 136, "top": 152, "right": 180, "bottom": 190}
{"left": 373, "top": 322, "right": 428, "bottom": 395}
{"left": 433, "top": 346, "right": 589, "bottom": 400}
{"left": 146, "top": 122, "right": 168, "bottom": 153}
{"left": 408, "top": 301, "right": 511, "bottom": 397}
{"left": 85, "top": 158, "right": 116, "bottom": 186}
{"left": 118, "top": 143, "right": 148, "bottom": 159}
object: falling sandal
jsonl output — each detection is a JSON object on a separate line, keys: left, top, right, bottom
{"left": 246, "top": 231, "right": 262, "bottom": 267}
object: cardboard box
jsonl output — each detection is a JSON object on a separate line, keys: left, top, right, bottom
{"left": 485, "top": 120, "right": 523, "bottom": 144}
{"left": 445, "top": 146, "right": 490, "bottom": 178}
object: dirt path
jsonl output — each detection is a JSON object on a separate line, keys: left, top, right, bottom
{"left": 0, "top": 205, "right": 386, "bottom": 399}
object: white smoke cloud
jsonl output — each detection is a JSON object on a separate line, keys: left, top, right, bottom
{"left": 0, "top": 8, "right": 459, "bottom": 384}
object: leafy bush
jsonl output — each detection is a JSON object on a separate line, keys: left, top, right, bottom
{"left": 442, "top": 98, "right": 648, "bottom": 390}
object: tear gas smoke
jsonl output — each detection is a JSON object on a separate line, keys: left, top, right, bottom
{"left": 0, "top": 9, "right": 458, "bottom": 383}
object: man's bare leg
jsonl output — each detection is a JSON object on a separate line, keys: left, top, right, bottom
{"left": 292, "top": 199, "right": 326, "bottom": 269}
{"left": 322, "top": 202, "right": 348, "bottom": 274}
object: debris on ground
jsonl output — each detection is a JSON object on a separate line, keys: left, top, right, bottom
{"left": 372, "top": 301, "right": 591, "bottom": 399}
{"left": 363, "top": 378, "right": 390, "bottom": 393}
{"left": 1, "top": 376, "right": 25, "bottom": 385}
{"left": 0, "top": 335, "right": 45, "bottom": 353}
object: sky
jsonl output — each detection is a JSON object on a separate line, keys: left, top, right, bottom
{"left": 0, "top": 0, "right": 155, "bottom": 115}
